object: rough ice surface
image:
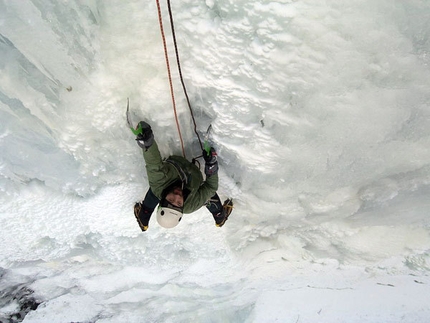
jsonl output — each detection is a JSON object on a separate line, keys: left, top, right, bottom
{"left": 1, "top": 0, "right": 430, "bottom": 322}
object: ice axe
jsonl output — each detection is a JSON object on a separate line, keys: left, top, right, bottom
{"left": 126, "top": 98, "right": 143, "bottom": 135}
{"left": 203, "top": 124, "right": 212, "bottom": 155}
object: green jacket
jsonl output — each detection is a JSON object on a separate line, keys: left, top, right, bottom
{"left": 143, "top": 140, "right": 218, "bottom": 214}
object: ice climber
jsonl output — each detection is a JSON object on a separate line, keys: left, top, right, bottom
{"left": 133, "top": 121, "right": 233, "bottom": 231}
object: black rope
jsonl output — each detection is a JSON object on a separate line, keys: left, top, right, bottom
{"left": 166, "top": 0, "right": 204, "bottom": 151}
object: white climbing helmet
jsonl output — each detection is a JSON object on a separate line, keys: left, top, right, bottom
{"left": 156, "top": 201, "right": 183, "bottom": 228}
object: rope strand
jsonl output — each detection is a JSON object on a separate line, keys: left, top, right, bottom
{"left": 155, "top": 0, "right": 186, "bottom": 158}
{"left": 166, "top": 0, "right": 204, "bottom": 150}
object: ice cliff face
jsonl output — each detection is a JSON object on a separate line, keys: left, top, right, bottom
{"left": 1, "top": 1, "right": 430, "bottom": 322}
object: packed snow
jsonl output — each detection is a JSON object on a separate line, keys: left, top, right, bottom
{"left": 1, "top": 0, "right": 430, "bottom": 322}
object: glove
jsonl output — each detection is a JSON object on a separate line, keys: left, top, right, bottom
{"left": 203, "top": 147, "right": 218, "bottom": 176}
{"left": 136, "top": 121, "right": 154, "bottom": 149}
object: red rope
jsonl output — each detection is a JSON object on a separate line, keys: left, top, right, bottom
{"left": 155, "top": 0, "right": 186, "bottom": 158}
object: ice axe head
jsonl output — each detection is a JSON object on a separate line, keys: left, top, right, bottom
{"left": 204, "top": 141, "right": 211, "bottom": 155}
{"left": 130, "top": 123, "right": 143, "bottom": 135}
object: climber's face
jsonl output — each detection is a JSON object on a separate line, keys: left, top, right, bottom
{"left": 165, "top": 187, "right": 184, "bottom": 208}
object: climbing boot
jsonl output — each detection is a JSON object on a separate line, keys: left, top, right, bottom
{"left": 213, "top": 199, "right": 234, "bottom": 227}
{"left": 134, "top": 202, "right": 154, "bottom": 232}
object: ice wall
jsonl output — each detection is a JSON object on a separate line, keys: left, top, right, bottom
{"left": 2, "top": 1, "right": 429, "bottom": 212}
{"left": 1, "top": 0, "right": 430, "bottom": 322}
{"left": 0, "top": 1, "right": 102, "bottom": 195}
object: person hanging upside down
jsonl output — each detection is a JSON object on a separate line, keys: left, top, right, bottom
{"left": 133, "top": 121, "right": 233, "bottom": 231}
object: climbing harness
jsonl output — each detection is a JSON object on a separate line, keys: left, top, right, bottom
{"left": 165, "top": 158, "right": 189, "bottom": 185}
